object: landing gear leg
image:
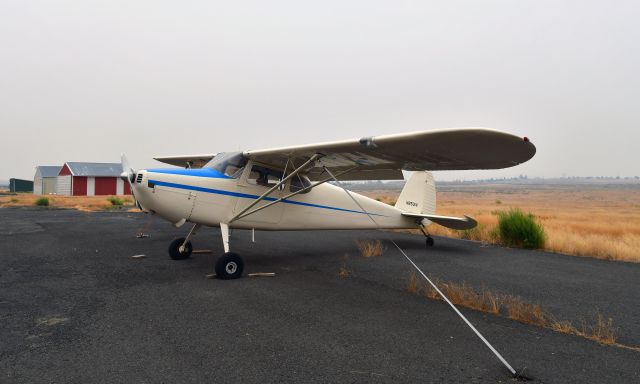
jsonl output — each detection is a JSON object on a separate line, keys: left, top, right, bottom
{"left": 420, "top": 225, "right": 435, "bottom": 247}
{"left": 215, "top": 223, "right": 244, "bottom": 280}
{"left": 169, "top": 223, "right": 200, "bottom": 260}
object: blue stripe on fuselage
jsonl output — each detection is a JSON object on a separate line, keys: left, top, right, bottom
{"left": 148, "top": 179, "right": 386, "bottom": 217}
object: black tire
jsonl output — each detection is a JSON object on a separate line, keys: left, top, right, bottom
{"left": 169, "top": 237, "right": 192, "bottom": 260}
{"left": 215, "top": 252, "right": 244, "bottom": 280}
{"left": 426, "top": 237, "right": 435, "bottom": 247}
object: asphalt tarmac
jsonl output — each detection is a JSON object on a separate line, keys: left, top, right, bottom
{"left": 1, "top": 208, "right": 639, "bottom": 383}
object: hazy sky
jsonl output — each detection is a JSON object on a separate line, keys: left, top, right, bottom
{"left": 1, "top": 0, "right": 638, "bottom": 181}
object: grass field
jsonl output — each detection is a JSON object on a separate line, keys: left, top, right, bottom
{"left": 0, "top": 194, "right": 135, "bottom": 211}
{"left": 361, "top": 183, "right": 640, "bottom": 263}
{"left": 3, "top": 182, "right": 639, "bottom": 262}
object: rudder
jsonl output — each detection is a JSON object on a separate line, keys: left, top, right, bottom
{"left": 394, "top": 171, "right": 436, "bottom": 215}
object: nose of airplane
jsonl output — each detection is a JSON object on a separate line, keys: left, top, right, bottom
{"left": 120, "top": 154, "right": 149, "bottom": 212}
{"left": 129, "top": 169, "right": 150, "bottom": 212}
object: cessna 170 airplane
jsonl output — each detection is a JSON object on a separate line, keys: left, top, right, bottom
{"left": 121, "top": 127, "right": 535, "bottom": 280}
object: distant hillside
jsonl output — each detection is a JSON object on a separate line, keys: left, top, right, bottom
{"left": 341, "top": 176, "right": 640, "bottom": 192}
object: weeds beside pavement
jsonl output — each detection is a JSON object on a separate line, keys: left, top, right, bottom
{"left": 406, "top": 274, "right": 639, "bottom": 351}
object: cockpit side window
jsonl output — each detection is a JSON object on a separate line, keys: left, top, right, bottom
{"left": 204, "top": 152, "right": 247, "bottom": 178}
{"left": 247, "top": 164, "right": 284, "bottom": 188}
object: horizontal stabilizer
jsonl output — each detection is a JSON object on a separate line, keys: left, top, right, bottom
{"left": 402, "top": 212, "right": 477, "bottom": 230}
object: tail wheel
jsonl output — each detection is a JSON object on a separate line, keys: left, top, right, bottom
{"left": 426, "top": 236, "right": 435, "bottom": 247}
{"left": 169, "top": 237, "right": 192, "bottom": 260}
{"left": 215, "top": 252, "right": 244, "bottom": 280}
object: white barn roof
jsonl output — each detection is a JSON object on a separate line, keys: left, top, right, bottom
{"left": 65, "top": 162, "right": 124, "bottom": 177}
{"left": 36, "top": 166, "right": 62, "bottom": 178}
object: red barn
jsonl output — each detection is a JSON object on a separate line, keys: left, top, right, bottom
{"left": 56, "top": 162, "right": 131, "bottom": 196}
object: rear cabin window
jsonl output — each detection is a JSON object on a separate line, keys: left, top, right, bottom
{"left": 290, "top": 175, "right": 312, "bottom": 194}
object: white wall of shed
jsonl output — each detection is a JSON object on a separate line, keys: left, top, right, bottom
{"left": 116, "top": 178, "right": 124, "bottom": 195}
{"left": 57, "top": 175, "right": 71, "bottom": 196}
{"left": 87, "top": 177, "right": 95, "bottom": 196}
{"left": 34, "top": 177, "right": 43, "bottom": 194}
{"left": 43, "top": 178, "right": 57, "bottom": 195}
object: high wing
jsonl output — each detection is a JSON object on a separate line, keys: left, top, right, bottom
{"left": 153, "top": 154, "right": 216, "bottom": 168}
{"left": 244, "top": 128, "right": 536, "bottom": 180}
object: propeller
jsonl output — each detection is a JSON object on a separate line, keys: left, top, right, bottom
{"left": 121, "top": 153, "right": 135, "bottom": 184}
{"left": 121, "top": 154, "right": 141, "bottom": 210}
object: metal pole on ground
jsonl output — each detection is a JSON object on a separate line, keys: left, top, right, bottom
{"left": 323, "top": 166, "right": 518, "bottom": 377}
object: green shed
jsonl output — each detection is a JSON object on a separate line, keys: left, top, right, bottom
{"left": 9, "top": 178, "right": 34, "bottom": 193}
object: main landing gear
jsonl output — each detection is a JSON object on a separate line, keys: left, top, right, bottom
{"left": 215, "top": 252, "right": 244, "bottom": 280}
{"left": 168, "top": 222, "right": 244, "bottom": 280}
{"left": 420, "top": 225, "right": 435, "bottom": 248}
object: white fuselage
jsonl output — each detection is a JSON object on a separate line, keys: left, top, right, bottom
{"left": 131, "top": 163, "right": 421, "bottom": 231}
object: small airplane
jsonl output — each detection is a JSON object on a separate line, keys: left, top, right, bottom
{"left": 121, "top": 127, "right": 535, "bottom": 280}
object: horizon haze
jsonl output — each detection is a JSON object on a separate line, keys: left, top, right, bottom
{"left": 1, "top": 1, "right": 638, "bottom": 181}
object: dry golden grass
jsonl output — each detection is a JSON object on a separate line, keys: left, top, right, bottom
{"left": 504, "top": 297, "right": 546, "bottom": 327}
{"left": 363, "top": 186, "right": 640, "bottom": 262}
{"left": 406, "top": 271, "right": 419, "bottom": 294}
{"left": 355, "top": 239, "right": 385, "bottom": 258}
{"left": 338, "top": 255, "right": 352, "bottom": 278}
{"left": 0, "top": 194, "right": 135, "bottom": 211}
{"left": 589, "top": 313, "right": 618, "bottom": 345}
{"left": 338, "top": 266, "right": 351, "bottom": 278}
{"left": 422, "top": 280, "right": 501, "bottom": 314}
{"left": 548, "top": 313, "right": 620, "bottom": 346}
{"left": 548, "top": 319, "right": 577, "bottom": 334}
{"left": 411, "top": 275, "right": 630, "bottom": 348}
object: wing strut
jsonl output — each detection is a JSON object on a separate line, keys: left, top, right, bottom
{"left": 322, "top": 166, "right": 521, "bottom": 378}
{"left": 229, "top": 154, "right": 321, "bottom": 224}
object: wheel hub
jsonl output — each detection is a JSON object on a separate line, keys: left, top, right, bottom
{"left": 225, "top": 261, "right": 237, "bottom": 274}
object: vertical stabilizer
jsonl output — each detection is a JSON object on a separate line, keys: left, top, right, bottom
{"left": 394, "top": 171, "right": 436, "bottom": 215}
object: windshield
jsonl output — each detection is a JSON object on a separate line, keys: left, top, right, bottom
{"left": 204, "top": 152, "right": 247, "bottom": 178}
